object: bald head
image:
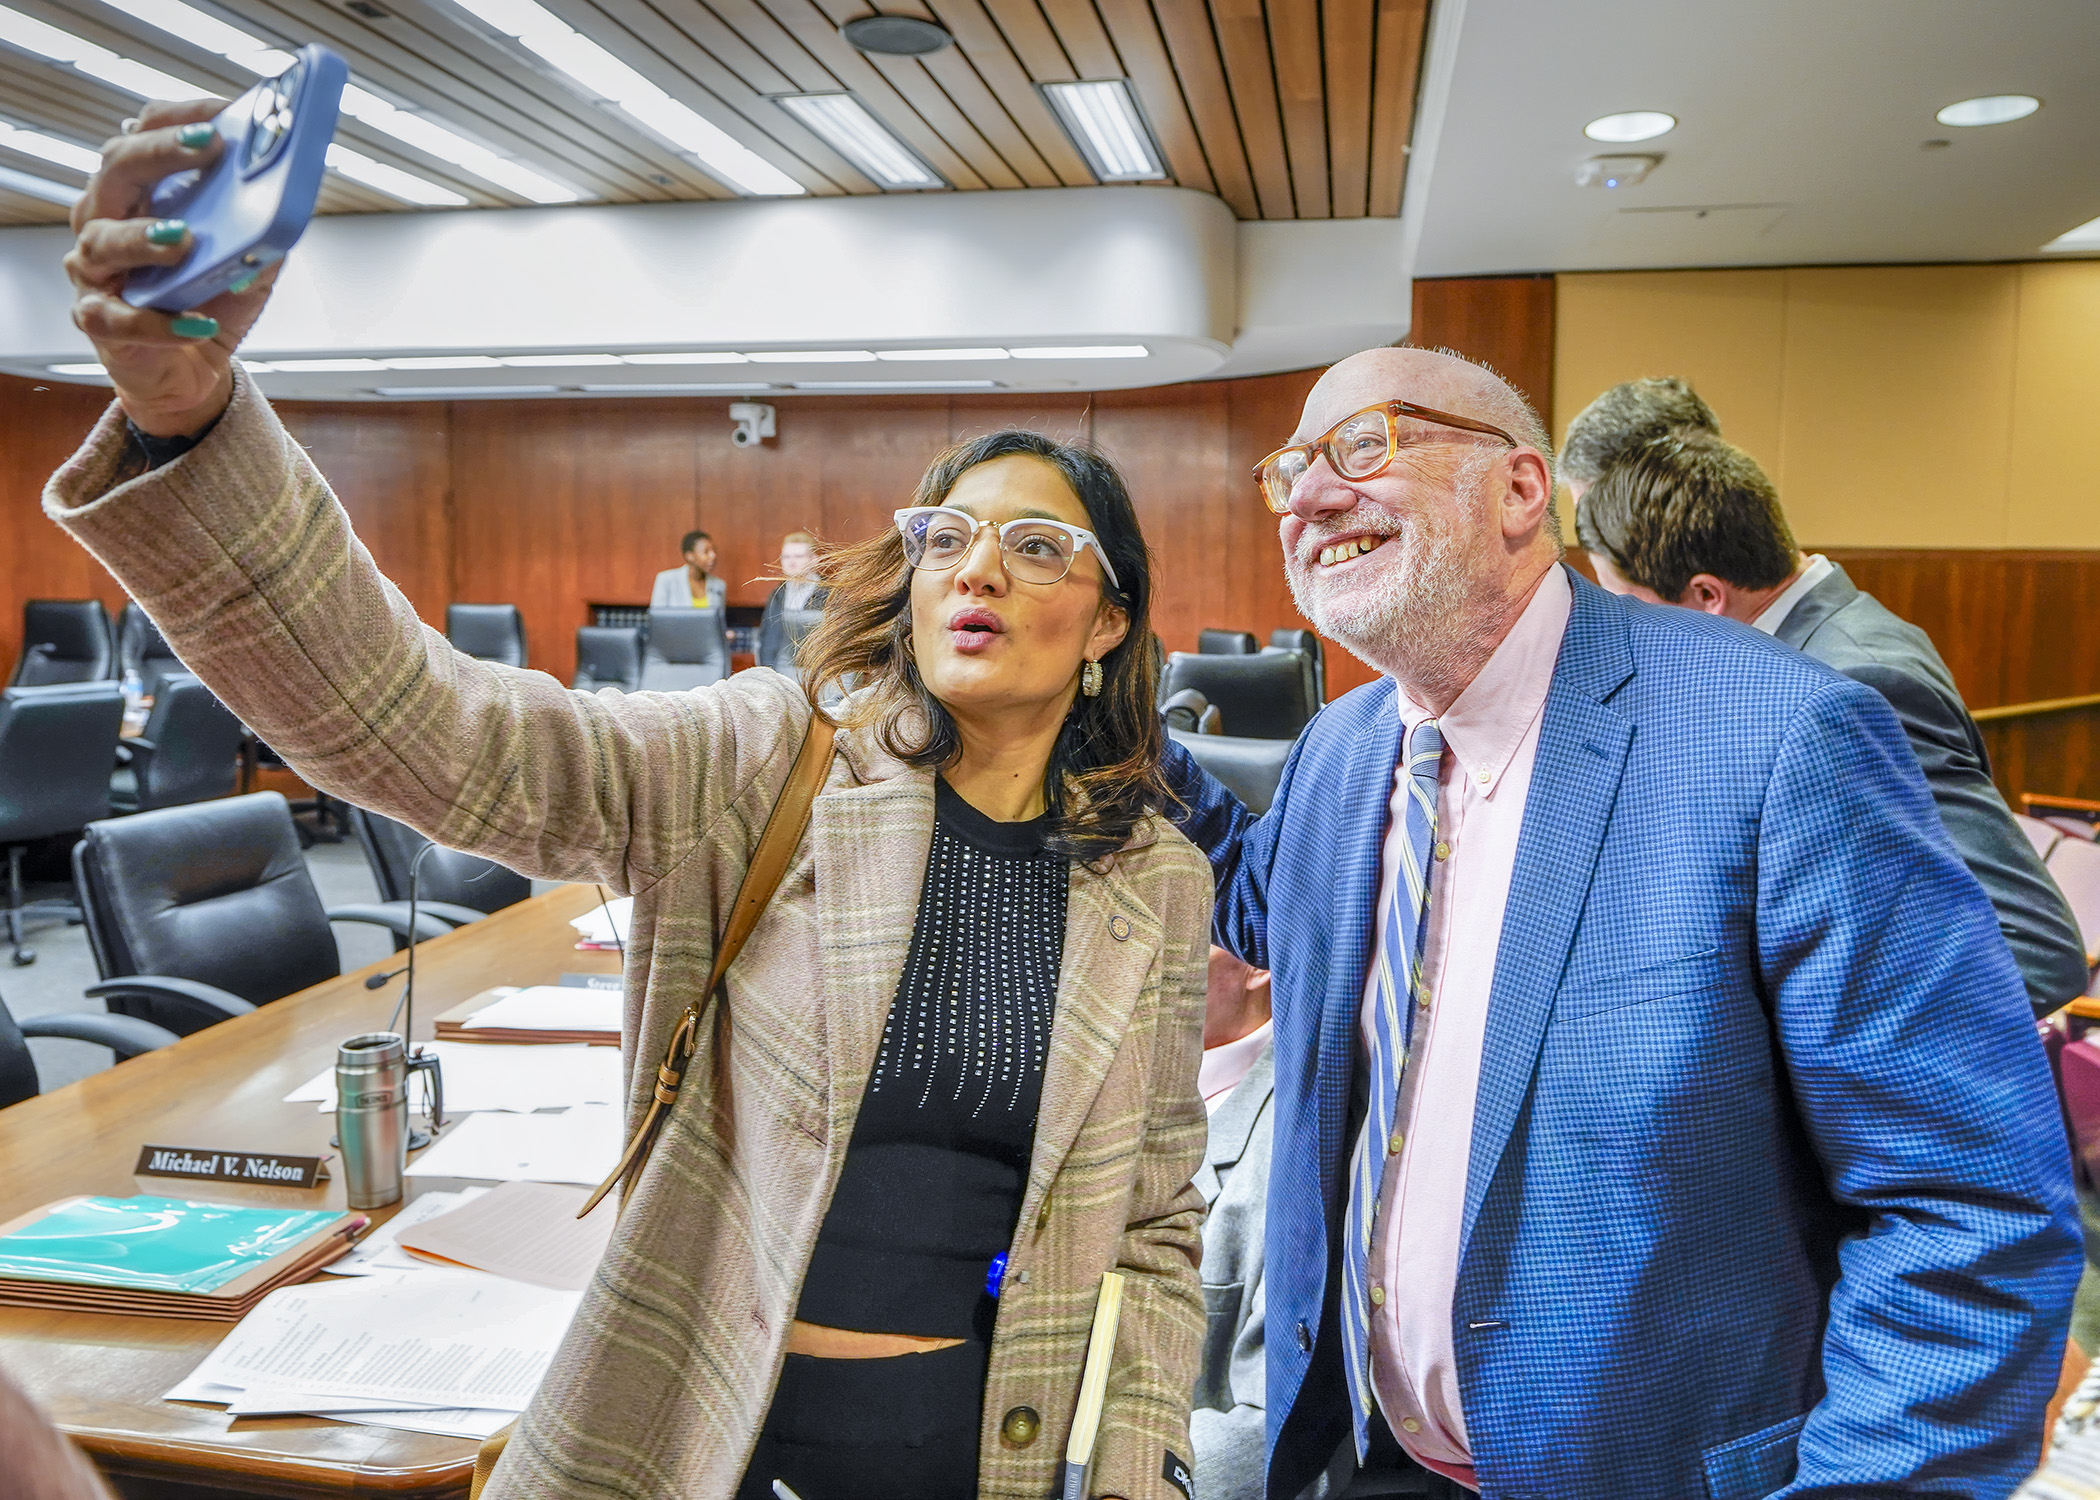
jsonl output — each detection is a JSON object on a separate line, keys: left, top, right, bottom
{"left": 1300, "top": 347, "right": 1555, "bottom": 489}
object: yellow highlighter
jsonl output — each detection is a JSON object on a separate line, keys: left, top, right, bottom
{"left": 1060, "top": 1270, "right": 1127, "bottom": 1500}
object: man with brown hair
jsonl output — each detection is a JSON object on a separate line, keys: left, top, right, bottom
{"left": 1578, "top": 424, "right": 2086, "bottom": 1015}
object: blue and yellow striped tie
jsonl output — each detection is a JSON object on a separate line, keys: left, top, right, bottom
{"left": 1339, "top": 717, "right": 1444, "bottom": 1456}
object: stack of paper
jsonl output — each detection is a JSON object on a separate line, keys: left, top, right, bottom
{"left": 169, "top": 1268, "right": 581, "bottom": 1440}
{"left": 326, "top": 1188, "right": 492, "bottom": 1277}
{"left": 569, "top": 897, "right": 631, "bottom": 951}
{"left": 0, "top": 1197, "right": 361, "bottom": 1321}
{"left": 406, "top": 1105, "right": 622, "bottom": 1187}
{"left": 396, "top": 1181, "right": 614, "bottom": 1290}
{"left": 282, "top": 1042, "right": 621, "bottom": 1115}
{"left": 437, "top": 986, "right": 621, "bottom": 1046}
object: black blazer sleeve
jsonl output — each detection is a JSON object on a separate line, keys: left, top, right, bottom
{"left": 756, "top": 585, "right": 785, "bottom": 671}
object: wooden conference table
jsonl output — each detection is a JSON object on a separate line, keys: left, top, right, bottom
{"left": 0, "top": 883, "right": 621, "bottom": 1499}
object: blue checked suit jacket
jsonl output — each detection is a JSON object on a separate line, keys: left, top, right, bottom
{"left": 1165, "top": 569, "right": 2080, "bottom": 1500}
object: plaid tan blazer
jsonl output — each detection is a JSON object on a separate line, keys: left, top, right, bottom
{"left": 46, "top": 371, "right": 1214, "bottom": 1500}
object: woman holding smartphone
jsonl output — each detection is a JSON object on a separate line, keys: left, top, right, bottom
{"left": 52, "top": 102, "right": 1211, "bottom": 1500}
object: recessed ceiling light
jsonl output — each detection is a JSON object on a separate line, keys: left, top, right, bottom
{"left": 1583, "top": 111, "right": 1676, "bottom": 143}
{"left": 775, "top": 93, "right": 942, "bottom": 190}
{"left": 0, "top": 120, "right": 99, "bottom": 174}
{"left": 794, "top": 380, "right": 998, "bottom": 391}
{"left": 500, "top": 352, "right": 623, "bottom": 366}
{"left": 1008, "top": 345, "right": 1148, "bottom": 359}
{"left": 375, "top": 385, "right": 561, "bottom": 397}
{"left": 326, "top": 144, "right": 469, "bottom": 206}
{"left": 2042, "top": 214, "right": 2100, "bottom": 253}
{"left": 621, "top": 351, "right": 750, "bottom": 365}
{"left": 48, "top": 362, "right": 108, "bottom": 376}
{"left": 0, "top": 161, "right": 80, "bottom": 204}
{"left": 840, "top": 15, "right": 951, "bottom": 57}
{"left": 0, "top": 4, "right": 202, "bottom": 101}
{"left": 270, "top": 357, "right": 390, "bottom": 372}
{"left": 447, "top": 0, "right": 804, "bottom": 197}
{"left": 580, "top": 382, "right": 777, "bottom": 393}
{"left": 382, "top": 354, "right": 505, "bottom": 369}
{"left": 877, "top": 348, "right": 1009, "bottom": 361}
{"left": 747, "top": 350, "right": 878, "bottom": 363}
{"left": 1041, "top": 81, "right": 1165, "bottom": 182}
{"left": 1936, "top": 94, "right": 2040, "bottom": 127}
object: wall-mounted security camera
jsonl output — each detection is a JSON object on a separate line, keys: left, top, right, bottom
{"left": 729, "top": 402, "right": 776, "bottom": 448}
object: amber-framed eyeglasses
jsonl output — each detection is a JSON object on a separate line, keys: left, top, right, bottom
{"left": 1251, "top": 400, "right": 1518, "bottom": 515}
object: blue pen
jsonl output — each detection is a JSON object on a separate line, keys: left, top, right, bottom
{"left": 986, "top": 1251, "right": 1008, "bottom": 1298}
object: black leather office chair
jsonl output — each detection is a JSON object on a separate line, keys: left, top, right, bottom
{"left": 73, "top": 792, "right": 451, "bottom": 1036}
{"left": 1169, "top": 730, "right": 1294, "bottom": 815}
{"left": 642, "top": 608, "right": 730, "bottom": 691}
{"left": 572, "top": 626, "right": 643, "bottom": 692}
{"left": 1160, "top": 689, "right": 1222, "bottom": 736}
{"left": 1160, "top": 651, "right": 1316, "bottom": 740}
{"left": 113, "top": 674, "right": 245, "bottom": 813}
{"left": 1267, "top": 628, "right": 1326, "bottom": 706}
{"left": 1197, "top": 628, "right": 1260, "bottom": 655}
{"left": 348, "top": 804, "right": 529, "bottom": 940}
{"left": 11, "top": 601, "right": 115, "bottom": 687}
{"left": 0, "top": 681, "right": 123, "bottom": 966}
{"left": 0, "top": 986, "right": 178, "bottom": 1109}
{"left": 447, "top": 604, "right": 529, "bottom": 669}
{"left": 117, "top": 602, "right": 186, "bottom": 697}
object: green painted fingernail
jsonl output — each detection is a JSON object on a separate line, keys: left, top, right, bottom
{"left": 170, "top": 314, "right": 218, "bottom": 339}
{"left": 177, "top": 122, "right": 215, "bottom": 149}
{"left": 228, "top": 270, "right": 258, "bottom": 293}
{"left": 146, "top": 218, "right": 186, "bottom": 246}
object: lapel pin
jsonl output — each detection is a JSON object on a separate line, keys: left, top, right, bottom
{"left": 1108, "top": 914, "right": 1131, "bottom": 941}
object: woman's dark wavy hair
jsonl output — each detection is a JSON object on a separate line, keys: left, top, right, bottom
{"left": 798, "top": 430, "right": 1166, "bottom": 865}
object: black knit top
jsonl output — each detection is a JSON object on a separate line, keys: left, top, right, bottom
{"left": 795, "top": 777, "right": 1068, "bottom": 1340}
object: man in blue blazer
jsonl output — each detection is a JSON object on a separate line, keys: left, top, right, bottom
{"left": 1166, "top": 347, "right": 2079, "bottom": 1500}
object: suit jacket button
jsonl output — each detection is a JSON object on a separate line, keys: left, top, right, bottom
{"left": 1296, "top": 1320, "right": 1312, "bottom": 1352}
{"left": 1001, "top": 1406, "right": 1041, "bottom": 1447}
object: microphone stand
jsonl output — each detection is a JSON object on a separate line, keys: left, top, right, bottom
{"left": 383, "top": 839, "right": 443, "bottom": 1149}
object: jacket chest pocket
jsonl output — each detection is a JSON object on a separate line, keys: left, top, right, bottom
{"left": 1702, "top": 1412, "right": 1806, "bottom": 1500}
{"left": 1552, "top": 946, "right": 1726, "bottom": 1024}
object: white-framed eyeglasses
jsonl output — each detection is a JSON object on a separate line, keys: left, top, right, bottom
{"left": 892, "top": 506, "right": 1122, "bottom": 590}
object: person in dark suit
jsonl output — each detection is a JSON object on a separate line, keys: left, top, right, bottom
{"left": 756, "top": 530, "right": 828, "bottom": 678}
{"left": 1164, "top": 344, "right": 2078, "bottom": 1500}
{"left": 1575, "top": 424, "right": 2088, "bottom": 1015}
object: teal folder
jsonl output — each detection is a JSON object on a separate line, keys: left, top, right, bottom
{"left": 0, "top": 1196, "right": 345, "bottom": 1296}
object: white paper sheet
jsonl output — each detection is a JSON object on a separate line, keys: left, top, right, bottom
{"left": 283, "top": 1042, "right": 621, "bottom": 1115}
{"left": 333, "top": 1406, "right": 517, "bottom": 1439}
{"left": 460, "top": 986, "right": 622, "bottom": 1034}
{"left": 569, "top": 897, "right": 631, "bottom": 946}
{"left": 168, "top": 1376, "right": 513, "bottom": 1438}
{"left": 405, "top": 1106, "right": 622, "bottom": 1186}
{"left": 325, "top": 1188, "right": 491, "bottom": 1276}
{"left": 173, "top": 1270, "right": 580, "bottom": 1412}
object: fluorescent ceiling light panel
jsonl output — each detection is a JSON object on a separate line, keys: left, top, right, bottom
{"left": 0, "top": 161, "right": 80, "bottom": 203}
{"left": 327, "top": 143, "right": 469, "bottom": 205}
{"left": 382, "top": 354, "right": 505, "bottom": 369}
{"left": 238, "top": 360, "right": 278, "bottom": 371}
{"left": 746, "top": 349, "right": 876, "bottom": 363}
{"left": 98, "top": 0, "right": 582, "bottom": 203}
{"left": 581, "top": 382, "right": 775, "bottom": 392}
{"left": 1583, "top": 111, "right": 1675, "bottom": 143}
{"left": 376, "top": 384, "right": 560, "bottom": 396}
{"left": 0, "top": 4, "right": 202, "bottom": 98}
{"left": 775, "top": 94, "right": 941, "bottom": 189}
{"left": 49, "top": 362, "right": 109, "bottom": 375}
{"left": 0, "top": 120, "right": 100, "bottom": 173}
{"left": 1041, "top": 80, "right": 1164, "bottom": 182}
{"left": 500, "top": 352, "right": 622, "bottom": 366}
{"left": 620, "top": 351, "right": 750, "bottom": 364}
{"left": 447, "top": 0, "right": 803, "bottom": 197}
{"left": 2042, "top": 214, "right": 2100, "bottom": 253}
{"left": 794, "top": 380, "right": 998, "bottom": 390}
{"left": 1009, "top": 345, "right": 1148, "bottom": 359}
{"left": 269, "top": 357, "right": 388, "bottom": 371}
{"left": 877, "top": 347, "right": 1009, "bottom": 361}
{"left": 1937, "top": 94, "right": 2040, "bottom": 127}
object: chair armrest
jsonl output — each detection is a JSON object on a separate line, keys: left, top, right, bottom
{"left": 85, "top": 976, "right": 255, "bottom": 1031}
{"left": 410, "top": 901, "right": 490, "bottom": 927}
{"left": 326, "top": 904, "right": 454, "bottom": 942}
{"left": 18, "top": 1011, "right": 182, "bottom": 1058}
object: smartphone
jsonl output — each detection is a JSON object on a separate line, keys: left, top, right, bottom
{"left": 122, "top": 43, "right": 348, "bottom": 314}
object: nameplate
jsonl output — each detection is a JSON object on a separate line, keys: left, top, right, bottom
{"left": 134, "top": 1145, "right": 329, "bottom": 1189}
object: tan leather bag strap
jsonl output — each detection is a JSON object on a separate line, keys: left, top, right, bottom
{"left": 579, "top": 711, "right": 838, "bottom": 1217}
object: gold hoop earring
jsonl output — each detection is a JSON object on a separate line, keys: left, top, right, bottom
{"left": 1081, "top": 660, "right": 1103, "bottom": 697}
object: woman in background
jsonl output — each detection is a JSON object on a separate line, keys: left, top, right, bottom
{"left": 50, "top": 99, "right": 1212, "bottom": 1500}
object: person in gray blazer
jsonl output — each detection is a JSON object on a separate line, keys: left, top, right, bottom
{"left": 1194, "top": 945, "right": 1275, "bottom": 1500}
{"left": 1575, "top": 424, "right": 2088, "bottom": 1015}
{"left": 649, "top": 529, "right": 728, "bottom": 613}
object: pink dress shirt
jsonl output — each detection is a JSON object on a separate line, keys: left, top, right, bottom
{"left": 1200, "top": 1020, "right": 1273, "bottom": 1115}
{"left": 1359, "top": 565, "right": 1572, "bottom": 1487}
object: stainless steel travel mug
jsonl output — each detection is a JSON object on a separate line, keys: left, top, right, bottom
{"left": 335, "top": 1031, "right": 410, "bottom": 1210}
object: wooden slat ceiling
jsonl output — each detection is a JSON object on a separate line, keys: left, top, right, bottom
{"left": 0, "top": 0, "right": 1428, "bottom": 225}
